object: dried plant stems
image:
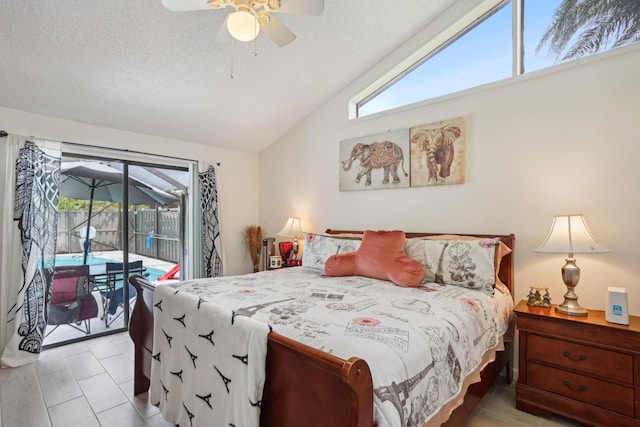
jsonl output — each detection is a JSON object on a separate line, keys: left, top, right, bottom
{"left": 244, "top": 225, "right": 264, "bottom": 272}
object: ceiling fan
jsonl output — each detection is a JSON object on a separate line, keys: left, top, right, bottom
{"left": 161, "top": 0, "right": 324, "bottom": 47}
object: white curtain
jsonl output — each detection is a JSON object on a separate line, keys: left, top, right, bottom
{"left": 0, "top": 135, "right": 61, "bottom": 367}
{"left": 198, "top": 163, "right": 223, "bottom": 278}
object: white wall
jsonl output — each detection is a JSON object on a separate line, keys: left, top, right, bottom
{"left": 259, "top": 43, "right": 640, "bottom": 315}
{"left": 0, "top": 106, "right": 260, "bottom": 276}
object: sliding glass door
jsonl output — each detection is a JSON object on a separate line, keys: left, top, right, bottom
{"left": 45, "top": 150, "right": 191, "bottom": 348}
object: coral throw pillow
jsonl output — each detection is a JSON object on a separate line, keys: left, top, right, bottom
{"left": 325, "top": 230, "right": 425, "bottom": 287}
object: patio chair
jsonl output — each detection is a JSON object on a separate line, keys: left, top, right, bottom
{"left": 101, "top": 260, "right": 147, "bottom": 327}
{"left": 46, "top": 265, "right": 99, "bottom": 337}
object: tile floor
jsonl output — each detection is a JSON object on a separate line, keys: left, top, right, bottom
{"left": 0, "top": 332, "right": 171, "bottom": 427}
{"left": 463, "top": 378, "right": 587, "bottom": 427}
{"left": 0, "top": 332, "right": 587, "bottom": 427}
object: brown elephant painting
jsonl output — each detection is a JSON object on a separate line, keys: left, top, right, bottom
{"left": 339, "top": 129, "right": 410, "bottom": 191}
{"left": 410, "top": 117, "right": 465, "bottom": 187}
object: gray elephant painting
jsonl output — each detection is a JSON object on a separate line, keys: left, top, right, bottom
{"left": 341, "top": 141, "right": 408, "bottom": 187}
{"left": 411, "top": 124, "right": 462, "bottom": 183}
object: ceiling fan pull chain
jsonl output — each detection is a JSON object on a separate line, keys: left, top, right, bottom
{"left": 254, "top": 12, "right": 258, "bottom": 56}
{"left": 230, "top": 37, "right": 235, "bottom": 79}
{"left": 253, "top": 32, "right": 258, "bottom": 57}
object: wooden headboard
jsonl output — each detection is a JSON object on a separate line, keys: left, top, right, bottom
{"left": 325, "top": 229, "right": 515, "bottom": 296}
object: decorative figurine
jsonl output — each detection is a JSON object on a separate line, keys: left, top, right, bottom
{"left": 527, "top": 286, "right": 551, "bottom": 308}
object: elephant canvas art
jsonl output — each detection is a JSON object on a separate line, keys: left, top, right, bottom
{"left": 339, "top": 129, "right": 410, "bottom": 191}
{"left": 410, "top": 117, "right": 465, "bottom": 187}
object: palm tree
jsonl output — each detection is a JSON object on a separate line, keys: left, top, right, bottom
{"left": 537, "top": 0, "right": 640, "bottom": 61}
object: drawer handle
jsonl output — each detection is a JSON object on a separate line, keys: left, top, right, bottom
{"left": 562, "top": 350, "right": 586, "bottom": 362}
{"left": 563, "top": 380, "right": 587, "bottom": 393}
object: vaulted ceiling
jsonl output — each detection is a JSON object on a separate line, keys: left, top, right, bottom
{"left": 0, "top": 0, "right": 457, "bottom": 153}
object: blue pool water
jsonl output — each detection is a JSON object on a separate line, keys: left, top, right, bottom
{"left": 55, "top": 254, "right": 167, "bottom": 282}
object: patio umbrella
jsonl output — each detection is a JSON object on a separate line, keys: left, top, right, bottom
{"left": 60, "top": 161, "right": 179, "bottom": 263}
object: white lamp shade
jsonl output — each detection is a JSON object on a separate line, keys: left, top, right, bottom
{"left": 277, "top": 217, "right": 303, "bottom": 239}
{"left": 535, "top": 214, "right": 609, "bottom": 254}
{"left": 227, "top": 10, "right": 260, "bottom": 42}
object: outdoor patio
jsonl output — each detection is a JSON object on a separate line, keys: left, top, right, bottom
{"left": 43, "top": 157, "right": 185, "bottom": 348}
{"left": 44, "top": 251, "right": 177, "bottom": 347}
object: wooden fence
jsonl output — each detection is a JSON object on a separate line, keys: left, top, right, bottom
{"left": 56, "top": 208, "right": 180, "bottom": 263}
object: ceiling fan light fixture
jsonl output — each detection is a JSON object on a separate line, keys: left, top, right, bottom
{"left": 227, "top": 9, "right": 260, "bottom": 42}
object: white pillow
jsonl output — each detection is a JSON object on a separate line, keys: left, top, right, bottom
{"left": 301, "top": 233, "right": 361, "bottom": 270}
{"left": 404, "top": 238, "right": 498, "bottom": 295}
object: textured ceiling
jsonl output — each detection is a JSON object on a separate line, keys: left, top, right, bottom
{"left": 0, "top": 0, "right": 456, "bottom": 153}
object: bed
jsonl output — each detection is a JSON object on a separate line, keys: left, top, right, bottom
{"left": 128, "top": 230, "right": 515, "bottom": 427}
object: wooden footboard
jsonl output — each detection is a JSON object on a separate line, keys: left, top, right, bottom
{"left": 261, "top": 333, "right": 373, "bottom": 426}
{"left": 129, "top": 231, "right": 515, "bottom": 427}
{"left": 128, "top": 275, "right": 373, "bottom": 427}
{"left": 128, "top": 276, "right": 155, "bottom": 396}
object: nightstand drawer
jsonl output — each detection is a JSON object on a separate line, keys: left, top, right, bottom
{"left": 527, "top": 362, "right": 635, "bottom": 416}
{"left": 527, "top": 334, "right": 633, "bottom": 384}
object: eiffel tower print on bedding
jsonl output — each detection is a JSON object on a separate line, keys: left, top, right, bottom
{"left": 149, "top": 266, "right": 513, "bottom": 427}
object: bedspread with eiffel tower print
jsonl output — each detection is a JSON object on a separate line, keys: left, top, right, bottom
{"left": 150, "top": 284, "right": 270, "bottom": 427}
{"left": 152, "top": 267, "right": 514, "bottom": 427}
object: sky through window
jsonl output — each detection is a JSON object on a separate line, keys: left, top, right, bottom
{"left": 357, "top": 0, "right": 639, "bottom": 117}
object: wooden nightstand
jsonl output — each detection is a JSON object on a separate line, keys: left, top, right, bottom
{"left": 515, "top": 300, "right": 640, "bottom": 427}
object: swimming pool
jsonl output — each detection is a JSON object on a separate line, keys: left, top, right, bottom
{"left": 55, "top": 254, "right": 168, "bottom": 282}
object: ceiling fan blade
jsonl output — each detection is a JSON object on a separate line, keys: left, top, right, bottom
{"left": 260, "top": 13, "right": 296, "bottom": 47}
{"left": 161, "top": 0, "right": 211, "bottom": 12}
{"left": 274, "top": 0, "right": 324, "bottom": 16}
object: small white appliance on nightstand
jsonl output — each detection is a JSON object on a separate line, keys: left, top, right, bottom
{"left": 606, "top": 286, "right": 629, "bottom": 325}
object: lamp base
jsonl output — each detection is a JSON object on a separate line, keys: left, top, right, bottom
{"left": 555, "top": 300, "right": 588, "bottom": 316}
{"left": 555, "top": 284, "right": 588, "bottom": 316}
{"left": 555, "top": 257, "right": 588, "bottom": 316}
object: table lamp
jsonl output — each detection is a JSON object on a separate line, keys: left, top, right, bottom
{"left": 277, "top": 217, "right": 303, "bottom": 264}
{"left": 535, "top": 214, "right": 609, "bottom": 316}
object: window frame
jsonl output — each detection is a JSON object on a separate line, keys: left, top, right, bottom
{"left": 351, "top": 0, "right": 510, "bottom": 119}
{"left": 352, "top": 0, "right": 639, "bottom": 118}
